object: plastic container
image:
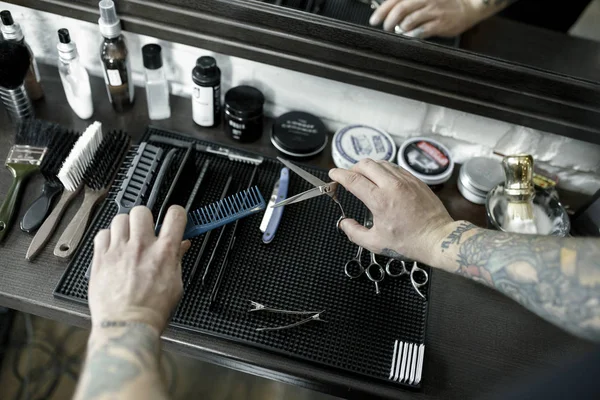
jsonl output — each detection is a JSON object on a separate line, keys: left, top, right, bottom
{"left": 57, "top": 29, "right": 93, "bottom": 120}
{"left": 271, "top": 111, "right": 328, "bottom": 157}
{"left": 142, "top": 44, "right": 170, "bottom": 120}
{"left": 457, "top": 157, "right": 504, "bottom": 205}
{"left": 192, "top": 56, "right": 221, "bottom": 127}
{"left": 331, "top": 124, "right": 396, "bottom": 168}
{"left": 397, "top": 137, "right": 453, "bottom": 186}
{"left": 224, "top": 85, "right": 264, "bottom": 143}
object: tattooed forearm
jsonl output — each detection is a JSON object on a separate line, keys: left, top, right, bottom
{"left": 73, "top": 321, "right": 169, "bottom": 400}
{"left": 450, "top": 228, "right": 600, "bottom": 342}
{"left": 482, "top": 0, "right": 518, "bottom": 7}
{"left": 381, "top": 248, "right": 411, "bottom": 260}
{"left": 440, "top": 222, "right": 476, "bottom": 251}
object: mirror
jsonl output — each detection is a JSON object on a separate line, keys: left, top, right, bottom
{"left": 254, "top": 0, "right": 600, "bottom": 83}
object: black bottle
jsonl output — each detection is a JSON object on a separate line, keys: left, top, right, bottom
{"left": 98, "top": 0, "right": 134, "bottom": 112}
{"left": 192, "top": 56, "right": 221, "bottom": 127}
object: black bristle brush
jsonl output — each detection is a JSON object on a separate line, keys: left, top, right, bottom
{"left": 20, "top": 124, "right": 79, "bottom": 233}
{"left": 0, "top": 119, "right": 59, "bottom": 242}
{"left": 53, "top": 130, "right": 131, "bottom": 258}
{"left": 0, "top": 40, "right": 34, "bottom": 121}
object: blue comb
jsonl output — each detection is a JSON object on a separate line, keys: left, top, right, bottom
{"left": 177, "top": 186, "right": 265, "bottom": 240}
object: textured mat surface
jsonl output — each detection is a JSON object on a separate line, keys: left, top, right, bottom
{"left": 55, "top": 127, "right": 431, "bottom": 388}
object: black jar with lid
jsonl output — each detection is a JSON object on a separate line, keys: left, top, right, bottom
{"left": 224, "top": 85, "right": 265, "bottom": 143}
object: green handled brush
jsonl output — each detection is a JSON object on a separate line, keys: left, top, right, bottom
{"left": 0, "top": 119, "right": 51, "bottom": 242}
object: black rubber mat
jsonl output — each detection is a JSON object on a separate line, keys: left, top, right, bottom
{"left": 54, "top": 126, "right": 432, "bottom": 388}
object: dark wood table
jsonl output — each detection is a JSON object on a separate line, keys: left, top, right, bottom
{"left": 0, "top": 64, "right": 595, "bottom": 399}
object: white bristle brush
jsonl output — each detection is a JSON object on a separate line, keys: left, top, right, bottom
{"left": 26, "top": 121, "right": 104, "bottom": 260}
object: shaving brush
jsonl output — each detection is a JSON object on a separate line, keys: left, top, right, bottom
{"left": 502, "top": 154, "right": 536, "bottom": 233}
{"left": 0, "top": 41, "right": 34, "bottom": 121}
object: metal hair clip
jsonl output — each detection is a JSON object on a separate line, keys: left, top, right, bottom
{"left": 248, "top": 301, "right": 326, "bottom": 332}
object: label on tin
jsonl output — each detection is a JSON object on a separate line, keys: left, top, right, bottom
{"left": 403, "top": 141, "right": 450, "bottom": 175}
{"left": 334, "top": 125, "right": 396, "bottom": 166}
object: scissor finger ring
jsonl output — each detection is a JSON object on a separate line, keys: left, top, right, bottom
{"left": 410, "top": 262, "right": 428, "bottom": 299}
{"left": 336, "top": 216, "right": 346, "bottom": 235}
{"left": 385, "top": 259, "right": 409, "bottom": 277}
{"left": 365, "top": 263, "right": 385, "bottom": 295}
{"left": 344, "top": 258, "right": 364, "bottom": 279}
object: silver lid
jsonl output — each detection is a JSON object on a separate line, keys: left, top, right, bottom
{"left": 57, "top": 41, "right": 78, "bottom": 61}
{"left": 1, "top": 21, "right": 24, "bottom": 41}
{"left": 459, "top": 157, "right": 504, "bottom": 194}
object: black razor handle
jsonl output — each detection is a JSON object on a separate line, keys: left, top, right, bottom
{"left": 20, "top": 181, "right": 63, "bottom": 233}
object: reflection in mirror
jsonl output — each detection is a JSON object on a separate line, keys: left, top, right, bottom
{"left": 257, "top": 0, "right": 600, "bottom": 82}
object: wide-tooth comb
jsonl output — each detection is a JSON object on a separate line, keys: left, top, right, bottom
{"left": 0, "top": 119, "right": 56, "bottom": 242}
{"left": 173, "top": 186, "right": 266, "bottom": 240}
{"left": 26, "top": 121, "right": 104, "bottom": 260}
{"left": 20, "top": 125, "right": 79, "bottom": 233}
{"left": 54, "top": 131, "right": 131, "bottom": 259}
{"left": 115, "top": 142, "right": 163, "bottom": 214}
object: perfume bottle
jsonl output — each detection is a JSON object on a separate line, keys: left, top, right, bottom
{"left": 98, "top": 0, "right": 134, "bottom": 112}
{"left": 57, "top": 29, "right": 94, "bottom": 120}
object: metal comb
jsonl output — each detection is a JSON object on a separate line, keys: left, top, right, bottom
{"left": 160, "top": 186, "right": 265, "bottom": 240}
{"left": 114, "top": 143, "right": 162, "bottom": 214}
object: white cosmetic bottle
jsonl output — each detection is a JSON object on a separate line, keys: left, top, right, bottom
{"left": 57, "top": 29, "right": 94, "bottom": 120}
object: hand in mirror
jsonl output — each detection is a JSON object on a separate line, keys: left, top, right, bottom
{"left": 369, "top": 0, "right": 515, "bottom": 39}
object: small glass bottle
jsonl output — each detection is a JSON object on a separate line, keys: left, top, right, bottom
{"left": 57, "top": 29, "right": 94, "bottom": 120}
{"left": 142, "top": 44, "right": 170, "bottom": 120}
{"left": 98, "top": 0, "right": 134, "bottom": 112}
{"left": 0, "top": 10, "right": 44, "bottom": 100}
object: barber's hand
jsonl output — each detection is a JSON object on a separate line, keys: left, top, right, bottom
{"left": 89, "top": 206, "right": 191, "bottom": 333}
{"left": 330, "top": 159, "right": 453, "bottom": 263}
{"left": 369, "top": 0, "right": 491, "bottom": 38}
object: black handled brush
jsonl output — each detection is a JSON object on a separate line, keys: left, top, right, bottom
{"left": 20, "top": 124, "right": 79, "bottom": 233}
{"left": 0, "top": 119, "right": 60, "bottom": 242}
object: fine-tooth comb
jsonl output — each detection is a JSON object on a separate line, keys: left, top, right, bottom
{"left": 159, "top": 186, "right": 266, "bottom": 240}
{"left": 115, "top": 142, "right": 162, "bottom": 214}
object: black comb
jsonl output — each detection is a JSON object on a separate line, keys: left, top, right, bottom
{"left": 53, "top": 131, "right": 131, "bottom": 259}
{"left": 115, "top": 142, "right": 163, "bottom": 215}
{"left": 20, "top": 124, "right": 79, "bottom": 233}
{"left": 154, "top": 143, "right": 195, "bottom": 228}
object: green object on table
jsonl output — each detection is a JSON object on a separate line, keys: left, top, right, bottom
{"left": 0, "top": 156, "right": 44, "bottom": 242}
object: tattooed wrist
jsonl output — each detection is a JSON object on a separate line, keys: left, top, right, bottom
{"left": 440, "top": 221, "right": 477, "bottom": 252}
{"left": 76, "top": 319, "right": 166, "bottom": 400}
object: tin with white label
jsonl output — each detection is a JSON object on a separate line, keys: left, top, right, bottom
{"left": 397, "top": 137, "right": 454, "bottom": 186}
{"left": 331, "top": 124, "right": 397, "bottom": 169}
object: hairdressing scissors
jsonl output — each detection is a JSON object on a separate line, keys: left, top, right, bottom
{"left": 386, "top": 259, "right": 429, "bottom": 299}
{"left": 344, "top": 211, "right": 385, "bottom": 294}
{"left": 272, "top": 157, "right": 346, "bottom": 230}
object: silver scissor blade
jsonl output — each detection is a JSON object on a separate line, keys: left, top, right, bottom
{"left": 277, "top": 157, "right": 327, "bottom": 188}
{"left": 271, "top": 187, "right": 325, "bottom": 208}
